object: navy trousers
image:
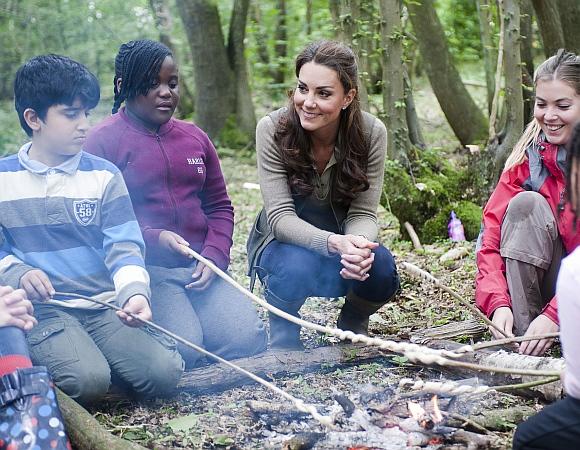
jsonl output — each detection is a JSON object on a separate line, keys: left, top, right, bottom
{"left": 257, "top": 240, "right": 399, "bottom": 307}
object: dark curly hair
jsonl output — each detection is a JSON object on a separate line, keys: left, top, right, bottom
{"left": 275, "top": 40, "right": 369, "bottom": 205}
{"left": 112, "top": 39, "right": 172, "bottom": 114}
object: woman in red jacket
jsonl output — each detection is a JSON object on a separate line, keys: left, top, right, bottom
{"left": 85, "top": 40, "right": 266, "bottom": 368}
{"left": 476, "top": 49, "right": 580, "bottom": 356}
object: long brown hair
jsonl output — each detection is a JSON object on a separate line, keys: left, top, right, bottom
{"left": 505, "top": 49, "right": 580, "bottom": 170}
{"left": 275, "top": 40, "right": 369, "bottom": 204}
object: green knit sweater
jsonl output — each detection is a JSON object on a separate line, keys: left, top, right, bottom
{"left": 255, "top": 107, "right": 387, "bottom": 257}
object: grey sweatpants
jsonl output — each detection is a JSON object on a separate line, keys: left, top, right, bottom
{"left": 500, "top": 191, "right": 564, "bottom": 335}
{"left": 148, "top": 264, "right": 267, "bottom": 368}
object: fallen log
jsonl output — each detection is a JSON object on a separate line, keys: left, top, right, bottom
{"left": 177, "top": 345, "right": 391, "bottom": 394}
{"left": 56, "top": 388, "right": 147, "bottom": 450}
{"left": 411, "top": 319, "right": 487, "bottom": 342}
{"left": 176, "top": 340, "right": 563, "bottom": 401}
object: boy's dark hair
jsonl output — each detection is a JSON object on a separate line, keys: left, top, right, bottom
{"left": 112, "top": 39, "right": 172, "bottom": 114}
{"left": 14, "top": 54, "right": 100, "bottom": 136}
{"left": 567, "top": 122, "right": 580, "bottom": 217}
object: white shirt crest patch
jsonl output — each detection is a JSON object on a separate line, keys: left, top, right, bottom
{"left": 73, "top": 199, "right": 98, "bottom": 226}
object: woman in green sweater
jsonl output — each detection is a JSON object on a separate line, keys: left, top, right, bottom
{"left": 248, "top": 40, "right": 399, "bottom": 349}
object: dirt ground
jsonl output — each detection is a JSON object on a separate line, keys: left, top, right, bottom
{"left": 89, "top": 157, "right": 553, "bottom": 450}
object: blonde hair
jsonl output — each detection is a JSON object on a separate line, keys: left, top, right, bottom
{"left": 504, "top": 49, "right": 580, "bottom": 170}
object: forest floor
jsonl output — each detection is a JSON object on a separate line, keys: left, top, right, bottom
{"left": 90, "top": 157, "right": 552, "bottom": 450}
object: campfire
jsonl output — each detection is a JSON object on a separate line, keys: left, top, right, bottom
{"left": 251, "top": 380, "right": 499, "bottom": 449}
{"left": 407, "top": 395, "right": 444, "bottom": 430}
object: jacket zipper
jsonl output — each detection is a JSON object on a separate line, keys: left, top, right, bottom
{"left": 156, "top": 134, "right": 179, "bottom": 230}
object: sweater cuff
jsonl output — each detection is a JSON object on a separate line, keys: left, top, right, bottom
{"left": 116, "top": 281, "right": 151, "bottom": 308}
{"left": 143, "top": 228, "right": 164, "bottom": 248}
{"left": 312, "top": 232, "right": 333, "bottom": 257}
{"left": 541, "top": 299, "right": 559, "bottom": 325}
{"left": 201, "top": 246, "right": 229, "bottom": 270}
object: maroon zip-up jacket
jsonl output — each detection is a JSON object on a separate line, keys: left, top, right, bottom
{"left": 85, "top": 108, "right": 234, "bottom": 270}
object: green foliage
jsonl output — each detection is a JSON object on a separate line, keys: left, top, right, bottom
{"left": 422, "top": 200, "right": 482, "bottom": 243}
{"left": 214, "top": 115, "right": 253, "bottom": 150}
{"left": 0, "top": 101, "right": 26, "bottom": 157}
{"left": 436, "top": 0, "right": 488, "bottom": 62}
{"left": 382, "top": 147, "right": 465, "bottom": 239}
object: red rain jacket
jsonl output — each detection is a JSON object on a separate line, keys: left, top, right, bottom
{"left": 476, "top": 139, "right": 580, "bottom": 325}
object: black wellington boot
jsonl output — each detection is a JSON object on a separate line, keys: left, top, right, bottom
{"left": 0, "top": 367, "right": 71, "bottom": 450}
{"left": 265, "top": 289, "right": 305, "bottom": 350}
{"left": 336, "top": 292, "right": 389, "bottom": 336}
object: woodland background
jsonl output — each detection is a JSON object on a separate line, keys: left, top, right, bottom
{"left": 0, "top": 0, "right": 578, "bottom": 241}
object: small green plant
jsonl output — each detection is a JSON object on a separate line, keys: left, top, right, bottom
{"left": 391, "top": 355, "right": 410, "bottom": 366}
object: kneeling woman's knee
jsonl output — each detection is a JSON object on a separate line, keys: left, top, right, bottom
{"left": 371, "top": 246, "right": 400, "bottom": 298}
{"left": 505, "top": 191, "right": 548, "bottom": 220}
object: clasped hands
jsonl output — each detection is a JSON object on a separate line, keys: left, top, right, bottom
{"left": 491, "top": 306, "right": 559, "bottom": 356}
{"left": 159, "top": 230, "right": 216, "bottom": 290}
{"left": 19, "top": 269, "right": 151, "bottom": 327}
{"left": 328, "top": 234, "right": 378, "bottom": 281}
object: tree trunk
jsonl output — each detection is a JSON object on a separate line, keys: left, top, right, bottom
{"left": 531, "top": 0, "right": 565, "bottom": 58}
{"left": 227, "top": 0, "right": 257, "bottom": 136}
{"left": 379, "top": 0, "right": 410, "bottom": 162}
{"left": 175, "top": 0, "right": 256, "bottom": 139}
{"left": 149, "top": 0, "right": 195, "bottom": 117}
{"left": 305, "top": 0, "right": 313, "bottom": 35}
{"left": 329, "top": 0, "right": 355, "bottom": 43}
{"left": 493, "top": 0, "right": 524, "bottom": 168}
{"left": 520, "top": 0, "right": 534, "bottom": 123}
{"left": 272, "top": 0, "right": 288, "bottom": 85}
{"left": 407, "top": 1, "right": 488, "bottom": 146}
{"left": 404, "top": 68, "right": 425, "bottom": 149}
{"left": 329, "top": 0, "right": 370, "bottom": 110}
{"left": 558, "top": 0, "right": 580, "bottom": 54}
{"left": 476, "top": 0, "right": 496, "bottom": 113}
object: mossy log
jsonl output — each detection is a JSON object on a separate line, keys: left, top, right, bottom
{"left": 56, "top": 388, "right": 147, "bottom": 450}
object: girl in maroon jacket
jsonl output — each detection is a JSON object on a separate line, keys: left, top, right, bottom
{"left": 476, "top": 50, "right": 580, "bottom": 355}
{"left": 85, "top": 40, "right": 266, "bottom": 368}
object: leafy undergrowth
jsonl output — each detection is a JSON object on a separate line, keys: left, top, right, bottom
{"left": 90, "top": 156, "right": 541, "bottom": 450}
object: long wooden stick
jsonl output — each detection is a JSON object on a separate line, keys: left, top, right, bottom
{"left": 459, "top": 332, "right": 560, "bottom": 353}
{"left": 50, "top": 292, "right": 334, "bottom": 429}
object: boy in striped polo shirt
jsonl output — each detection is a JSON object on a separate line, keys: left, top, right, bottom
{"left": 0, "top": 55, "right": 183, "bottom": 407}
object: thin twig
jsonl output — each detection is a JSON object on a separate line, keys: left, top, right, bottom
{"left": 444, "top": 412, "right": 490, "bottom": 434}
{"left": 491, "top": 376, "right": 561, "bottom": 392}
{"left": 458, "top": 332, "right": 560, "bottom": 353}
{"left": 399, "top": 262, "right": 510, "bottom": 339}
{"left": 49, "top": 292, "right": 334, "bottom": 429}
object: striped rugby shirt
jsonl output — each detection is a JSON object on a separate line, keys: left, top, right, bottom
{"left": 0, "top": 143, "right": 150, "bottom": 309}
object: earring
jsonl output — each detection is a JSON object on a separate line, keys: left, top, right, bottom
{"left": 342, "top": 106, "right": 347, "bottom": 110}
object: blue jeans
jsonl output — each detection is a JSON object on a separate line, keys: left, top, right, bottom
{"left": 257, "top": 240, "right": 399, "bottom": 309}
{"left": 0, "top": 327, "right": 29, "bottom": 358}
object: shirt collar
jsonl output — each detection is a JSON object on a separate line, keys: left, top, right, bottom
{"left": 18, "top": 142, "right": 82, "bottom": 175}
